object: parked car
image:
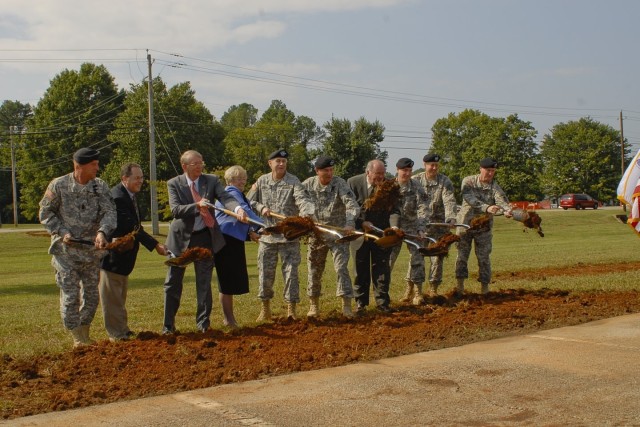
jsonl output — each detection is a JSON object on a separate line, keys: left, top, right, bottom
{"left": 559, "top": 193, "right": 599, "bottom": 210}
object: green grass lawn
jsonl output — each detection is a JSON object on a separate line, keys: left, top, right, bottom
{"left": 1, "top": 207, "right": 638, "bottom": 357}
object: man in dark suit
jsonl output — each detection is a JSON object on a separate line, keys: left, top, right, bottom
{"left": 347, "top": 159, "right": 401, "bottom": 315}
{"left": 100, "top": 163, "right": 167, "bottom": 342}
{"left": 163, "top": 150, "right": 247, "bottom": 334}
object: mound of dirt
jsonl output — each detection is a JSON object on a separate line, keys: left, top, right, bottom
{"left": 3, "top": 288, "right": 640, "bottom": 420}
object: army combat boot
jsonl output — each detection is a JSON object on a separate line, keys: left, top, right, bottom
{"left": 428, "top": 282, "right": 439, "bottom": 297}
{"left": 412, "top": 283, "right": 425, "bottom": 305}
{"left": 400, "top": 281, "right": 415, "bottom": 303}
{"left": 256, "top": 300, "right": 272, "bottom": 322}
{"left": 342, "top": 297, "right": 354, "bottom": 318}
{"left": 70, "top": 327, "right": 85, "bottom": 348}
{"left": 481, "top": 283, "right": 490, "bottom": 295}
{"left": 287, "top": 302, "right": 297, "bottom": 320}
{"left": 307, "top": 296, "right": 320, "bottom": 318}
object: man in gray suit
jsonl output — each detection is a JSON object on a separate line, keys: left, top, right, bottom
{"left": 347, "top": 159, "right": 401, "bottom": 315}
{"left": 163, "top": 150, "right": 247, "bottom": 334}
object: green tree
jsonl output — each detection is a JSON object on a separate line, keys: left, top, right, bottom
{"left": 18, "top": 63, "right": 124, "bottom": 220}
{"left": 0, "top": 100, "right": 33, "bottom": 224}
{"left": 319, "top": 117, "right": 387, "bottom": 179}
{"left": 104, "top": 78, "right": 224, "bottom": 218}
{"left": 431, "top": 109, "right": 541, "bottom": 201}
{"left": 220, "top": 103, "right": 258, "bottom": 132}
{"left": 225, "top": 100, "right": 322, "bottom": 182}
{"left": 540, "top": 117, "right": 626, "bottom": 202}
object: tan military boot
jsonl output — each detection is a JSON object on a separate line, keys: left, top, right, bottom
{"left": 341, "top": 297, "right": 354, "bottom": 318}
{"left": 307, "top": 296, "right": 320, "bottom": 318}
{"left": 428, "top": 283, "right": 438, "bottom": 297}
{"left": 400, "top": 281, "right": 414, "bottom": 303}
{"left": 412, "top": 283, "right": 425, "bottom": 305}
{"left": 80, "top": 324, "right": 96, "bottom": 345}
{"left": 70, "top": 327, "right": 85, "bottom": 348}
{"left": 481, "top": 283, "right": 490, "bottom": 295}
{"left": 287, "top": 302, "right": 297, "bottom": 320}
{"left": 256, "top": 300, "right": 272, "bottom": 322}
{"left": 456, "top": 278, "right": 465, "bottom": 297}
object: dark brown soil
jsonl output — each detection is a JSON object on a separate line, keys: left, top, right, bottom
{"left": 3, "top": 261, "right": 640, "bottom": 420}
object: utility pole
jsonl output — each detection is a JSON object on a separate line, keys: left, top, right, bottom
{"left": 147, "top": 51, "right": 159, "bottom": 235}
{"left": 10, "top": 126, "right": 18, "bottom": 227}
{"left": 620, "top": 110, "right": 625, "bottom": 173}
{"left": 620, "top": 111, "right": 626, "bottom": 212}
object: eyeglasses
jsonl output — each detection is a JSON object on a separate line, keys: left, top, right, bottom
{"left": 186, "top": 161, "right": 205, "bottom": 167}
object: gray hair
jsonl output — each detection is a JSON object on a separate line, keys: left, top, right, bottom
{"left": 180, "top": 150, "right": 202, "bottom": 165}
{"left": 224, "top": 165, "right": 247, "bottom": 184}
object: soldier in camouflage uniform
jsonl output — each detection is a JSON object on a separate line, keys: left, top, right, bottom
{"left": 455, "top": 157, "right": 512, "bottom": 295}
{"left": 247, "top": 149, "right": 315, "bottom": 321}
{"left": 39, "top": 148, "right": 116, "bottom": 348}
{"left": 302, "top": 156, "right": 360, "bottom": 318}
{"left": 389, "top": 158, "right": 430, "bottom": 305}
{"left": 415, "top": 153, "right": 458, "bottom": 296}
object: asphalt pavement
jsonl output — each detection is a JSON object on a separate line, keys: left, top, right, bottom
{"left": 4, "top": 312, "right": 640, "bottom": 426}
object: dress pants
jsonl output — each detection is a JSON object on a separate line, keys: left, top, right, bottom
{"left": 163, "top": 229, "right": 214, "bottom": 331}
{"left": 99, "top": 269, "right": 131, "bottom": 339}
{"left": 353, "top": 239, "right": 391, "bottom": 308}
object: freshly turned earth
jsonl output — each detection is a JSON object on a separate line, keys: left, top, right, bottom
{"left": 3, "top": 261, "right": 640, "bottom": 420}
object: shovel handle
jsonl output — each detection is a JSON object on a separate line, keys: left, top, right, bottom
{"left": 67, "top": 238, "right": 95, "bottom": 246}
{"left": 268, "top": 212, "right": 287, "bottom": 220}
{"left": 202, "top": 202, "right": 267, "bottom": 229}
{"left": 426, "top": 222, "right": 471, "bottom": 229}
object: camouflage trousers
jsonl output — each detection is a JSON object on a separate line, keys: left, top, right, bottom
{"left": 390, "top": 241, "right": 426, "bottom": 285}
{"left": 427, "top": 254, "right": 445, "bottom": 285}
{"left": 52, "top": 255, "right": 101, "bottom": 330}
{"left": 306, "top": 237, "right": 353, "bottom": 298}
{"left": 257, "top": 241, "right": 301, "bottom": 303}
{"left": 455, "top": 229, "right": 493, "bottom": 284}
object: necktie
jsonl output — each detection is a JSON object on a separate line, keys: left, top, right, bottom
{"left": 190, "top": 182, "right": 216, "bottom": 228}
{"left": 132, "top": 195, "right": 140, "bottom": 223}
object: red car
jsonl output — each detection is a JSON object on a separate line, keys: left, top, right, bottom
{"left": 559, "top": 193, "right": 599, "bottom": 210}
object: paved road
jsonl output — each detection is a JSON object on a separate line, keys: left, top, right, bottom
{"left": 4, "top": 313, "right": 640, "bottom": 426}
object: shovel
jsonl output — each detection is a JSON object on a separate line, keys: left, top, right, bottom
{"left": 266, "top": 212, "right": 349, "bottom": 241}
{"left": 366, "top": 224, "right": 422, "bottom": 250}
{"left": 202, "top": 201, "right": 269, "bottom": 231}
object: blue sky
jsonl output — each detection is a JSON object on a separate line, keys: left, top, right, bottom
{"left": 1, "top": 0, "right": 638, "bottom": 170}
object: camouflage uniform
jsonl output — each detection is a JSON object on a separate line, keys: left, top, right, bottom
{"left": 248, "top": 172, "right": 315, "bottom": 304}
{"left": 39, "top": 173, "right": 116, "bottom": 330}
{"left": 389, "top": 178, "right": 430, "bottom": 285}
{"left": 302, "top": 175, "right": 360, "bottom": 298}
{"left": 455, "top": 174, "right": 510, "bottom": 285}
{"left": 416, "top": 172, "right": 457, "bottom": 286}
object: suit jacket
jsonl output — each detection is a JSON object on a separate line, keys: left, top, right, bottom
{"left": 101, "top": 182, "right": 158, "bottom": 276}
{"left": 165, "top": 173, "right": 240, "bottom": 255}
{"left": 347, "top": 173, "right": 400, "bottom": 231}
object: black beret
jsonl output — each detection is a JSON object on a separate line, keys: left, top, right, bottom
{"left": 73, "top": 147, "right": 100, "bottom": 165}
{"left": 268, "top": 149, "right": 288, "bottom": 160}
{"left": 396, "top": 158, "right": 414, "bottom": 169}
{"left": 479, "top": 157, "right": 498, "bottom": 168}
{"left": 423, "top": 153, "right": 440, "bottom": 163}
{"left": 314, "top": 155, "right": 335, "bottom": 169}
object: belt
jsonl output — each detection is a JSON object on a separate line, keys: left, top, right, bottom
{"left": 192, "top": 228, "right": 209, "bottom": 235}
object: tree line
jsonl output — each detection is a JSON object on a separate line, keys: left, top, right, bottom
{"left": 0, "top": 63, "right": 627, "bottom": 223}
